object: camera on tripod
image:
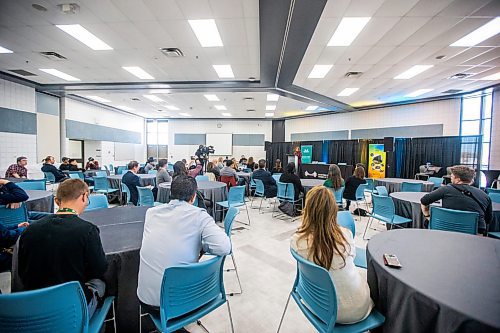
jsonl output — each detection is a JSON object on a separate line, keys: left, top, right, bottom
{"left": 196, "top": 145, "right": 215, "bottom": 160}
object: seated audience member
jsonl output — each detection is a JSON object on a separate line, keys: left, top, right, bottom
{"left": 324, "top": 164, "right": 345, "bottom": 190}
{"left": 253, "top": 159, "right": 277, "bottom": 198}
{"left": 85, "top": 157, "right": 100, "bottom": 170}
{"left": 156, "top": 159, "right": 172, "bottom": 185}
{"left": 41, "top": 156, "right": 68, "bottom": 182}
{"left": 18, "top": 179, "right": 107, "bottom": 317}
{"left": 0, "top": 178, "right": 29, "bottom": 206}
{"left": 188, "top": 159, "right": 203, "bottom": 178}
{"left": 291, "top": 186, "right": 374, "bottom": 324}
{"left": 137, "top": 175, "right": 231, "bottom": 315}
{"left": 343, "top": 166, "right": 366, "bottom": 210}
{"left": 217, "top": 157, "right": 224, "bottom": 169}
{"left": 421, "top": 165, "right": 492, "bottom": 235}
{"left": 220, "top": 159, "right": 241, "bottom": 187}
{"left": 122, "top": 161, "right": 142, "bottom": 206}
{"left": 206, "top": 161, "right": 220, "bottom": 180}
{"left": 5, "top": 156, "right": 28, "bottom": 179}
{"left": 231, "top": 158, "right": 238, "bottom": 170}
{"left": 239, "top": 155, "right": 247, "bottom": 164}
{"left": 279, "top": 162, "right": 304, "bottom": 201}
{"left": 144, "top": 157, "right": 156, "bottom": 173}
{"left": 271, "top": 159, "right": 283, "bottom": 174}
{"left": 172, "top": 161, "right": 188, "bottom": 181}
{"left": 59, "top": 157, "right": 70, "bottom": 171}
{"left": 68, "top": 159, "right": 85, "bottom": 172}
{"left": 246, "top": 157, "right": 256, "bottom": 171}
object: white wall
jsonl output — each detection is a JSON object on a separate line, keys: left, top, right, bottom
{"left": 37, "top": 113, "right": 60, "bottom": 162}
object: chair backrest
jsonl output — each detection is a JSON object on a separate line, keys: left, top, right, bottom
{"left": 120, "top": 169, "right": 128, "bottom": 175}
{"left": 401, "top": 182, "right": 422, "bottom": 192}
{"left": 69, "top": 171, "right": 84, "bottom": 180}
{"left": 137, "top": 186, "right": 155, "bottom": 206}
{"left": 355, "top": 184, "right": 368, "bottom": 200}
{"left": 290, "top": 249, "right": 337, "bottom": 332}
{"left": 364, "top": 178, "right": 374, "bottom": 191}
{"left": 227, "top": 185, "right": 245, "bottom": 205}
{"left": 85, "top": 194, "right": 109, "bottom": 211}
{"left": 43, "top": 171, "right": 56, "bottom": 183}
{"left": 375, "top": 186, "right": 388, "bottom": 196}
{"left": 486, "top": 187, "right": 500, "bottom": 194}
{"left": 333, "top": 186, "right": 344, "bottom": 204}
{"left": 196, "top": 175, "right": 209, "bottom": 182}
{"left": 93, "top": 176, "right": 109, "bottom": 191}
{"left": 254, "top": 179, "right": 265, "bottom": 196}
{"left": 95, "top": 170, "right": 108, "bottom": 177}
{"left": 167, "top": 163, "right": 174, "bottom": 172}
{"left": 428, "top": 177, "right": 443, "bottom": 188}
{"left": 488, "top": 192, "right": 500, "bottom": 203}
{"left": 220, "top": 175, "right": 237, "bottom": 189}
{"left": 0, "top": 203, "right": 28, "bottom": 228}
{"left": 121, "top": 182, "right": 132, "bottom": 204}
{"left": 337, "top": 211, "right": 355, "bottom": 236}
{"left": 109, "top": 163, "right": 114, "bottom": 171}
{"left": 242, "top": 168, "right": 252, "bottom": 173}
{"left": 272, "top": 174, "right": 281, "bottom": 183}
{"left": 68, "top": 173, "right": 80, "bottom": 179}
{"left": 224, "top": 207, "right": 239, "bottom": 236}
{"left": 0, "top": 281, "right": 88, "bottom": 333}
{"left": 159, "top": 256, "right": 227, "bottom": 332}
{"left": 429, "top": 206, "right": 478, "bottom": 235}
{"left": 16, "top": 180, "right": 46, "bottom": 191}
{"left": 148, "top": 169, "right": 158, "bottom": 175}
{"left": 116, "top": 166, "right": 126, "bottom": 174}
{"left": 371, "top": 194, "right": 395, "bottom": 223}
{"left": 277, "top": 181, "right": 294, "bottom": 201}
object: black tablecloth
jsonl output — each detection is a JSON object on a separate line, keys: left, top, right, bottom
{"left": 374, "top": 178, "right": 434, "bottom": 193}
{"left": 107, "top": 174, "right": 156, "bottom": 189}
{"left": 367, "top": 229, "right": 500, "bottom": 333}
{"left": 300, "top": 178, "right": 324, "bottom": 195}
{"left": 25, "top": 190, "right": 54, "bottom": 213}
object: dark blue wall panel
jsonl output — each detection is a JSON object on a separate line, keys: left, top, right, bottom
{"left": 0, "top": 107, "right": 37, "bottom": 134}
{"left": 36, "top": 92, "right": 59, "bottom": 116}
{"left": 66, "top": 120, "right": 141, "bottom": 144}
{"left": 233, "top": 134, "right": 265, "bottom": 146}
{"left": 174, "top": 134, "right": 206, "bottom": 145}
{"left": 291, "top": 130, "right": 349, "bottom": 141}
{"left": 351, "top": 124, "right": 443, "bottom": 139}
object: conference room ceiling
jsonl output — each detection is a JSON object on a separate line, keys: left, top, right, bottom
{"left": 0, "top": 0, "right": 499, "bottom": 119}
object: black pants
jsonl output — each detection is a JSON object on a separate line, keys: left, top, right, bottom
{"left": 345, "top": 199, "right": 352, "bottom": 210}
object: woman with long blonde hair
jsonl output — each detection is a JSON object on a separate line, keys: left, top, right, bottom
{"left": 290, "top": 186, "right": 373, "bottom": 324}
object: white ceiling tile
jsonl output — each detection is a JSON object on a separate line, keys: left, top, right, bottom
{"left": 110, "top": 0, "right": 156, "bottom": 21}
{"left": 352, "top": 18, "right": 401, "bottom": 47}
{"left": 469, "top": 0, "right": 500, "bottom": 17}
{"left": 402, "top": 17, "right": 462, "bottom": 46}
{"left": 405, "top": 0, "right": 456, "bottom": 16}
{"left": 143, "top": 0, "right": 185, "bottom": 20}
{"left": 437, "top": 0, "right": 492, "bottom": 17}
{"left": 374, "top": 0, "right": 420, "bottom": 16}
{"left": 209, "top": 0, "right": 244, "bottom": 18}
{"left": 356, "top": 46, "right": 395, "bottom": 65}
{"left": 176, "top": 0, "right": 213, "bottom": 20}
{"left": 376, "top": 17, "right": 431, "bottom": 46}
{"left": 344, "top": 0, "right": 386, "bottom": 16}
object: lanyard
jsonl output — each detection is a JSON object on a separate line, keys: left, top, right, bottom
{"left": 57, "top": 207, "right": 78, "bottom": 214}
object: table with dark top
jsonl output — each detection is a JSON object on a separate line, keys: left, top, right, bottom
{"left": 367, "top": 229, "right": 500, "bottom": 333}
{"left": 107, "top": 174, "right": 156, "bottom": 189}
{"left": 84, "top": 169, "right": 109, "bottom": 177}
{"left": 374, "top": 178, "right": 434, "bottom": 194}
{"left": 300, "top": 178, "right": 324, "bottom": 194}
{"left": 25, "top": 189, "right": 54, "bottom": 213}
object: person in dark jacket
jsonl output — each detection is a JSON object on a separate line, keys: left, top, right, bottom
{"left": 59, "top": 157, "right": 70, "bottom": 171}
{"left": 343, "top": 166, "right": 367, "bottom": 210}
{"left": 279, "top": 162, "right": 304, "bottom": 200}
{"left": 252, "top": 159, "right": 277, "bottom": 198}
{"left": 68, "top": 159, "right": 85, "bottom": 172}
{"left": 122, "top": 161, "right": 142, "bottom": 206}
{"left": 271, "top": 159, "right": 284, "bottom": 174}
{"left": 41, "top": 156, "right": 68, "bottom": 182}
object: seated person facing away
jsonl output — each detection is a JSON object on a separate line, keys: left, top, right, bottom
{"left": 137, "top": 175, "right": 231, "bottom": 313}
{"left": 421, "top": 165, "right": 492, "bottom": 235}
{"left": 122, "top": 160, "right": 142, "bottom": 206}
{"left": 85, "top": 157, "right": 100, "bottom": 170}
{"left": 41, "top": 155, "right": 68, "bottom": 182}
{"left": 324, "top": 164, "right": 345, "bottom": 190}
{"left": 206, "top": 161, "right": 220, "bottom": 180}
{"left": 343, "top": 166, "right": 366, "bottom": 210}
{"left": 187, "top": 159, "right": 203, "bottom": 178}
{"left": 18, "top": 179, "right": 107, "bottom": 317}
{"left": 246, "top": 157, "right": 256, "bottom": 171}
{"left": 59, "top": 157, "right": 70, "bottom": 171}
{"left": 271, "top": 159, "right": 283, "bottom": 175}
{"left": 279, "top": 162, "right": 304, "bottom": 201}
{"left": 291, "top": 186, "right": 374, "bottom": 324}
{"left": 253, "top": 159, "right": 277, "bottom": 198}
{"left": 220, "top": 159, "right": 245, "bottom": 187}
{"left": 5, "top": 156, "right": 28, "bottom": 179}
{"left": 144, "top": 157, "right": 156, "bottom": 173}
{"left": 156, "top": 159, "right": 172, "bottom": 185}
{"left": 68, "top": 158, "right": 85, "bottom": 172}
{"left": 172, "top": 161, "right": 188, "bottom": 181}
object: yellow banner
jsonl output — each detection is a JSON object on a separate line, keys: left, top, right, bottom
{"left": 368, "top": 144, "right": 386, "bottom": 179}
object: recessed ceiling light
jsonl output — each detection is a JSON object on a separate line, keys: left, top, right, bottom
{"left": 213, "top": 65, "right": 234, "bottom": 78}
{"left": 122, "top": 66, "right": 154, "bottom": 80}
{"left": 337, "top": 88, "right": 359, "bottom": 96}
{"left": 478, "top": 71, "right": 500, "bottom": 80}
{"left": 327, "top": 17, "right": 371, "bottom": 46}
{"left": 214, "top": 105, "right": 227, "bottom": 110}
{"left": 149, "top": 89, "right": 170, "bottom": 94}
{"left": 394, "top": 65, "right": 433, "bottom": 80}
{"left": 188, "top": 19, "right": 223, "bottom": 47}
{"left": 305, "top": 106, "right": 318, "bottom": 111}
{"left": 204, "top": 94, "right": 219, "bottom": 101}
{"left": 405, "top": 89, "right": 434, "bottom": 98}
{"left": 179, "top": 113, "right": 191, "bottom": 117}
{"left": 116, "top": 105, "right": 134, "bottom": 111}
{"left": 86, "top": 96, "right": 111, "bottom": 103}
{"left": 265, "top": 112, "right": 274, "bottom": 117}
{"left": 221, "top": 113, "right": 232, "bottom": 117}
{"left": 267, "top": 93, "right": 279, "bottom": 101}
{"left": 266, "top": 105, "right": 276, "bottom": 111}
{"left": 143, "top": 95, "right": 164, "bottom": 102}
{"left": 450, "top": 17, "right": 500, "bottom": 47}
{"left": 0, "top": 45, "right": 13, "bottom": 53}
{"left": 39, "top": 68, "right": 80, "bottom": 81}
{"left": 56, "top": 24, "right": 112, "bottom": 51}
{"left": 165, "top": 105, "right": 179, "bottom": 111}
{"left": 308, "top": 65, "right": 333, "bottom": 79}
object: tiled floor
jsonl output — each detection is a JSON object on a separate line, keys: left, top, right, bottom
{"left": 0, "top": 196, "right": 387, "bottom": 333}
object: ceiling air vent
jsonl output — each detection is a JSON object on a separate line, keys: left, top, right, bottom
{"left": 131, "top": 98, "right": 141, "bottom": 101}
{"left": 160, "top": 48, "right": 184, "bottom": 57}
{"left": 243, "top": 97, "right": 254, "bottom": 102}
{"left": 442, "top": 89, "right": 463, "bottom": 94}
{"left": 345, "top": 71, "right": 362, "bottom": 77}
{"left": 246, "top": 109, "right": 256, "bottom": 112}
{"left": 8, "top": 69, "right": 37, "bottom": 76}
{"left": 448, "top": 73, "right": 473, "bottom": 79}
{"left": 39, "top": 51, "right": 67, "bottom": 61}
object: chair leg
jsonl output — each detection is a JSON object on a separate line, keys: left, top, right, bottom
{"left": 112, "top": 301, "right": 117, "bottom": 333}
{"left": 139, "top": 305, "right": 143, "bottom": 333}
{"left": 277, "top": 293, "right": 292, "bottom": 333}
{"left": 197, "top": 320, "right": 210, "bottom": 333}
{"left": 227, "top": 300, "right": 235, "bottom": 333}
{"left": 245, "top": 204, "right": 251, "bottom": 226}
{"left": 229, "top": 254, "right": 243, "bottom": 295}
{"left": 258, "top": 196, "right": 264, "bottom": 214}
{"left": 363, "top": 217, "right": 373, "bottom": 240}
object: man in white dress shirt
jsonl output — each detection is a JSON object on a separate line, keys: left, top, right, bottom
{"left": 137, "top": 175, "right": 231, "bottom": 315}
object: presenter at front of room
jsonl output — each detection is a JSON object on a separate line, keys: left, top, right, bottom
{"left": 294, "top": 146, "right": 302, "bottom": 176}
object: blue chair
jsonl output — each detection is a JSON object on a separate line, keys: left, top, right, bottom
{"left": 68, "top": 173, "right": 80, "bottom": 179}
{"left": 488, "top": 192, "right": 500, "bottom": 203}
{"left": 85, "top": 194, "right": 109, "bottom": 211}
{"left": 121, "top": 183, "right": 132, "bottom": 205}
{"left": 401, "top": 182, "right": 422, "bottom": 192}
{"left": 250, "top": 179, "right": 266, "bottom": 213}
{"left": 167, "top": 163, "right": 174, "bottom": 172}
{"left": 242, "top": 168, "right": 252, "bottom": 173}
{"left": 95, "top": 170, "right": 108, "bottom": 177}
{"left": 0, "top": 203, "right": 28, "bottom": 228}
{"left": 428, "top": 177, "right": 443, "bottom": 189}
{"left": 273, "top": 182, "right": 303, "bottom": 220}
{"left": 272, "top": 174, "right": 282, "bottom": 183}
{"left": 363, "top": 194, "right": 412, "bottom": 239}
{"left": 374, "top": 186, "right": 388, "bottom": 196}
{"left": 196, "top": 175, "right": 209, "bottom": 182}
{"left": 327, "top": 186, "right": 344, "bottom": 207}
{"left": 364, "top": 178, "right": 375, "bottom": 193}
{"left": 148, "top": 169, "right": 158, "bottom": 175}
{"left": 120, "top": 169, "right": 128, "bottom": 175}
{"left": 137, "top": 186, "right": 162, "bottom": 207}
{"left": 248, "top": 174, "right": 257, "bottom": 195}
{"left": 337, "top": 211, "right": 367, "bottom": 269}
{"left": 93, "top": 176, "right": 118, "bottom": 198}
{"left": 69, "top": 171, "right": 85, "bottom": 180}
{"left": 429, "top": 207, "right": 478, "bottom": 235}
{"left": 488, "top": 231, "right": 500, "bottom": 239}
{"left": 486, "top": 187, "right": 500, "bottom": 194}
{"left": 16, "top": 180, "right": 46, "bottom": 191}
{"left": 353, "top": 184, "right": 370, "bottom": 221}
{"left": 215, "top": 185, "right": 250, "bottom": 226}
{"left": 109, "top": 163, "right": 114, "bottom": 174}
{"left": 277, "top": 249, "right": 385, "bottom": 333}
{"left": 43, "top": 171, "right": 56, "bottom": 184}
{"left": 0, "top": 281, "right": 115, "bottom": 333}
{"left": 224, "top": 207, "right": 242, "bottom": 295}
{"left": 141, "top": 256, "right": 234, "bottom": 333}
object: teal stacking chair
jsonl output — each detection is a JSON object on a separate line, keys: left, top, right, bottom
{"left": 428, "top": 177, "right": 444, "bottom": 189}
{"left": 148, "top": 169, "right": 158, "bottom": 175}
{"left": 486, "top": 188, "right": 500, "bottom": 194}
{"left": 0, "top": 281, "right": 116, "bottom": 333}
{"left": 248, "top": 174, "right": 257, "bottom": 196}
{"left": 363, "top": 194, "right": 412, "bottom": 239}
{"left": 95, "top": 170, "right": 108, "bottom": 177}
{"left": 401, "top": 182, "right": 422, "bottom": 192}
{"left": 429, "top": 207, "right": 478, "bottom": 235}
{"left": 68, "top": 173, "right": 80, "bottom": 179}
{"left": 43, "top": 171, "right": 56, "bottom": 185}
{"left": 120, "top": 169, "right": 128, "bottom": 175}
{"left": 215, "top": 185, "right": 250, "bottom": 226}
{"left": 84, "top": 194, "right": 109, "bottom": 211}
{"left": 364, "top": 178, "right": 375, "bottom": 193}
{"left": 374, "top": 186, "right": 388, "bottom": 196}
{"left": 250, "top": 179, "right": 266, "bottom": 213}
{"left": 272, "top": 182, "right": 303, "bottom": 220}
{"left": 337, "top": 211, "right": 367, "bottom": 269}
{"left": 242, "top": 168, "right": 252, "bottom": 173}
{"left": 0, "top": 202, "right": 28, "bottom": 228}
{"left": 121, "top": 183, "right": 132, "bottom": 205}
{"left": 488, "top": 192, "right": 500, "bottom": 203}
{"left": 17, "top": 180, "right": 46, "bottom": 191}
{"left": 196, "top": 175, "right": 209, "bottom": 182}
{"left": 93, "top": 176, "right": 118, "bottom": 198}
{"left": 272, "top": 174, "right": 282, "bottom": 183}
{"left": 353, "top": 184, "right": 370, "bottom": 220}
{"left": 137, "top": 186, "right": 162, "bottom": 207}
{"left": 277, "top": 249, "right": 385, "bottom": 333}
{"left": 167, "top": 163, "right": 174, "bottom": 172}
{"left": 69, "top": 171, "right": 85, "bottom": 180}
{"left": 141, "top": 256, "right": 234, "bottom": 333}
{"left": 109, "top": 164, "right": 114, "bottom": 174}
{"left": 224, "top": 207, "right": 242, "bottom": 295}
{"left": 328, "top": 186, "right": 344, "bottom": 208}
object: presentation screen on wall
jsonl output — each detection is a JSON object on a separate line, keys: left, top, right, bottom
{"left": 206, "top": 133, "right": 232, "bottom": 156}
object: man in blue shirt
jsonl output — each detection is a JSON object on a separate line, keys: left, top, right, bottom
{"left": 252, "top": 159, "right": 277, "bottom": 198}
{"left": 122, "top": 161, "right": 142, "bottom": 205}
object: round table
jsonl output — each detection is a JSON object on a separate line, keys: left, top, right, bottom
{"left": 374, "top": 178, "right": 434, "bottom": 193}
{"left": 25, "top": 190, "right": 54, "bottom": 213}
{"left": 84, "top": 170, "right": 108, "bottom": 177}
{"left": 300, "top": 178, "right": 324, "bottom": 194}
{"left": 236, "top": 171, "right": 251, "bottom": 183}
{"left": 107, "top": 174, "right": 156, "bottom": 189}
{"left": 367, "top": 229, "right": 500, "bottom": 333}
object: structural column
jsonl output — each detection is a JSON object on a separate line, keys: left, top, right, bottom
{"left": 59, "top": 96, "right": 67, "bottom": 158}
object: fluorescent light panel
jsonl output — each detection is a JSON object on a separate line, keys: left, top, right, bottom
{"left": 394, "top": 65, "right": 433, "bottom": 80}
{"left": 204, "top": 94, "right": 219, "bottom": 101}
{"left": 56, "top": 24, "right": 112, "bottom": 50}
{"left": 338, "top": 88, "right": 359, "bottom": 96}
{"left": 0, "top": 45, "right": 13, "bottom": 53}
{"left": 213, "top": 65, "right": 234, "bottom": 78}
{"left": 265, "top": 112, "right": 274, "bottom": 117}
{"left": 479, "top": 71, "right": 500, "bottom": 80}
{"left": 451, "top": 18, "right": 500, "bottom": 47}
{"left": 39, "top": 68, "right": 80, "bottom": 81}
{"left": 305, "top": 106, "right": 318, "bottom": 111}
{"left": 116, "top": 105, "right": 134, "bottom": 111}
{"left": 266, "top": 105, "right": 276, "bottom": 111}
{"left": 188, "top": 19, "right": 223, "bottom": 47}
{"left": 149, "top": 89, "right": 170, "bottom": 94}
{"left": 86, "top": 96, "right": 111, "bottom": 103}
{"left": 179, "top": 113, "right": 191, "bottom": 116}
{"left": 328, "top": 17, "right": 371, "bottom": 46}
{"left": 267, "top": 94, "right": 279, "bottom": 101}
{"left": 122, "top": 66, "right": 154, "bottom": 80}
{"left": 308, "top": 65, "right": 333, "bottom": 78}
{"left": 221, "top": 113, "right": 232, "bottom": 117}
{"left": 143, "top": 94, "right": 164, "bottom": 102}
{"left": 165, "top": 105, "right": 179, "bottom": 111}
{"left": 405, "top": 89, "right": 434, "bottom": 98}
{"left": 214, "top": 105, "right": 227, "bottom": 110}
